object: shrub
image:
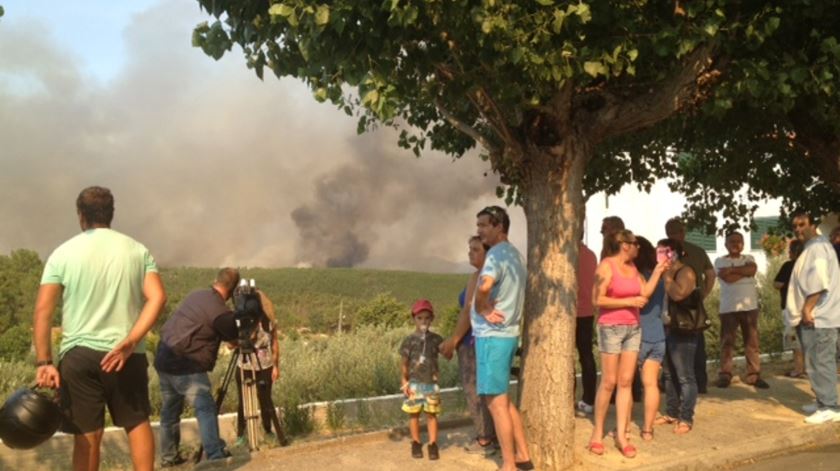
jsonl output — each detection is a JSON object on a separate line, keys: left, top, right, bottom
{"left": 353, "top": 294, "right": 409, "bottom": 329}
{"left": 0, "top": 324, "right": 32, "bottom": 361}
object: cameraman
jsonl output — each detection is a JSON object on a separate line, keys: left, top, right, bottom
{"left": 154, "top": 268, "right": 240, "bottom": 467}
{"left": 233, "top": 289, "right": 281, "bottom": 446}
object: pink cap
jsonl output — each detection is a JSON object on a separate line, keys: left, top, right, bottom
{"left": 411, "top": 299, "right": 434, "bottom": 316}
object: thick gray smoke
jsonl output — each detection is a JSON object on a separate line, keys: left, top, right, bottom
{"left": 0, "top": 2, "right": 524, "bottom": 272}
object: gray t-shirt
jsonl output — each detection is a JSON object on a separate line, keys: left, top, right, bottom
{"left": 399, "top": 331, "right": 443, "bottom": 384}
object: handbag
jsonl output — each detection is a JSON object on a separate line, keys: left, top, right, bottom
{"left": 667, "top": 288, "right": 711, "bottom": 334}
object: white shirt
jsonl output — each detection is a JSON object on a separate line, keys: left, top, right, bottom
{"left": 785, "top": 236, "right": 840, "bottom": 328}
{"left": 715, "top": 254, "right": 758, "bottom": 313}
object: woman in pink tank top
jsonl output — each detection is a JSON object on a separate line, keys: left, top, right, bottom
{"left": 588, "top": 230, "right": 667, "bottom": 458}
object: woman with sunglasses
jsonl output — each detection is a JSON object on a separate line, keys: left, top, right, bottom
{"left": 588, "top": 230, "right": 667, "bottom": 458}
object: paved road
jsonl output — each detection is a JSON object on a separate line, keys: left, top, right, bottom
{"left": 734, "top": 443, "right": 840, "bottom": 471}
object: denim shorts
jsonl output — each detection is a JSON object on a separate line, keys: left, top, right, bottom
{"left": 597, "top": 324, "right": 642, "bottom": 354}
{"left": 476, "top": 336, "right": 518, "bottom": 395}
{"left": 638, "top": 340, "right": 666, "bottom": 365}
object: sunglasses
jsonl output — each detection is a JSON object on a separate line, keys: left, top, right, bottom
{"left": 621, "top": 240, "right": 640, "bottom": 246}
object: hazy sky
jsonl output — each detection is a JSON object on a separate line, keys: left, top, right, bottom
{"left": 0, "top": 1, "right": 527, "bottom": 272}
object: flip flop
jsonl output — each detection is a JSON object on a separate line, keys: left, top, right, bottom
{"left": 654, "top": 415, "right": 677, "bottom": 426}
{"left": 640, "top": 429, "right": 654, "bottom": 441}
{"left": 587, "top": 441, "right": 605, "bottom": 455}
{"left": 674, "top": 422, "right": 692, "bottom": 435}
{"left": 619, "top": 443, "right": 637, "bottom": 458}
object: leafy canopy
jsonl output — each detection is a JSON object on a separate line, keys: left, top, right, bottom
{"left": 194, "top": 1, "right": 840, "bottom": 230}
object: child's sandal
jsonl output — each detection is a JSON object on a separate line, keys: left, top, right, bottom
{"left": 640, "top": 429, "right": 654, "bottom": 441}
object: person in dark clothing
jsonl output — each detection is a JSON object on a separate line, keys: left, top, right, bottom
{"left": 154, "top": 268, "right": 240, "bottom": 467}
{"left": 774, "top": 240, "right": 805, "bottom": 378}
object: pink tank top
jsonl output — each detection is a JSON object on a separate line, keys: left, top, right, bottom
{"left": 597, "top": 258, "right": 641, "bottom": 326}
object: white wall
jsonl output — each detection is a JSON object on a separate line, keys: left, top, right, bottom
{"left": 583, "top": 180, "right": 784, "bottom": 274}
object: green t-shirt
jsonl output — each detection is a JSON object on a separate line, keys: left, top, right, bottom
{"left": 41, "top": 228, "right": 158, "bottom": 358}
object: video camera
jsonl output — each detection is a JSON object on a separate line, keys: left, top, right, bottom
{"left": 233, "top": 278, "right": 264, "bottom": 355}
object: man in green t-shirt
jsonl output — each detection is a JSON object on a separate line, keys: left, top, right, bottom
{"left": 33, "top": 186, "right": 167, "bottom": 471}
{"left": 665, "top": 217, "right": 716, "bottom": 394}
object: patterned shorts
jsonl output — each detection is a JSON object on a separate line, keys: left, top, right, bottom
{"left": 401, "top": 382, "right": 441, "bottom": 415}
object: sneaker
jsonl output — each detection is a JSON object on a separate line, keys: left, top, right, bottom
{"left": 576, "top": 400, "right": 594, "bottom": 415}
{"left": 802, "top": 402, "right": 820, "bottom": 414}
{"left": 752, "top": 378, "right": 770, "bottom": 389}
{"left": 428, "top": 442, "right": 439, "bottom": 460}
{"left": 464, "top": 438, "right": 498, "bottom": 456}
{"left": 715, "top": 377, "right": 731, "bottom": 388}
{"left": 804, "top": 409, "right": 840, "bottom": 424}
{"left": 160, "top": 455, "right": 187, "bottom": 468}
{"left": 411, "top": 440, "right": 423, "bottom": 459}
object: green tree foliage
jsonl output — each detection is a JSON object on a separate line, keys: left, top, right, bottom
{"left": 191, "top": 3, "right": 840, "bottom": 466}
{"left": 353, "top": 293, "right": 408, "bottom": 329}
{"left": 0, "top": 324, "right": 31, "bottom": 361}
{"left": 0, "top": 249, "right": 44, "bottom": 334}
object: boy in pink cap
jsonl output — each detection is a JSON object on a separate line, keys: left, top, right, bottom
{"left": 400, "top": 299, "right": 444, "bottom": 460}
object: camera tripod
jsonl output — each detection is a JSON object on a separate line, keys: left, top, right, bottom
{"left": 193, "top": 348, "right": 287, "bottom": 463}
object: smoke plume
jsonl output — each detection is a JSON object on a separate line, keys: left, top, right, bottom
{"left": 0, "top": 1, "right": 524, "bottom": 272}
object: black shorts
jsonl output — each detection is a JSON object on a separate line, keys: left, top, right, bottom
{"left": 58, "top": 346, "right": 151, "bottom": 434}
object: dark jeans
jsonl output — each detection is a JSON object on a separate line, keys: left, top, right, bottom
{"left": 663, "top": 331, "right": 699, "bottom": 425}
{"left": 235, "top": 367, "right": 278, "bottom": 436}
{"left": 575, "top": 316, "right": 597, "bottom": 406}
{"left": 695, "top": 333, "right": 708, "bottom": 393}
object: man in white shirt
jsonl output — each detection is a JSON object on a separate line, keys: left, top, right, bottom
{"left": 786, "top": 212, "right": 840, "bottom": 424}
{"left": 715, "top": 232, "right": 768, "bottom": 389}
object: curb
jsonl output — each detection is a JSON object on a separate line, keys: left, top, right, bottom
{"left": 629, "top": 421, "right": 840, "bottom": 471}
{"left": 265, "top": 416, "right": 474, "bottom": 458}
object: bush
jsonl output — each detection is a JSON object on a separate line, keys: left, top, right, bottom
{"left": 353, "top": 294, "right": 409, "bottom": 329}
{"left": 0, "top": 324, "right": 32, "bottom": 361}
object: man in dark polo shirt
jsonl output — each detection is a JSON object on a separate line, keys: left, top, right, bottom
{"left": 154, "top": 268, "right": 240, "bottom": 467}
{"left": 665, "top": 218, "right": 716, "bottom": 393}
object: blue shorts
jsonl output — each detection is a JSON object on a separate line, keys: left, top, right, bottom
{"left": 476, "top": 336, "right": 518, "bottom": 396}
{"left": 638, "top": 340, "right": 666, "bottom": 366}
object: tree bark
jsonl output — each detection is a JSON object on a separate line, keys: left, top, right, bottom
{"left": 518, "top": 135, "right": 589, "bottom": 471}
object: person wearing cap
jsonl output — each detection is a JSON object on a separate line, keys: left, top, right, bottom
{"left": 472, "top": 205, "right": 533, "bottom": 471}
{"left": 399, "top": 299, "right": 444, "bottom": 461}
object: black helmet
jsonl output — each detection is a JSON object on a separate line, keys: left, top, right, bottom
{"left": 0, "top": 387, "right": 63, "bottom": 449}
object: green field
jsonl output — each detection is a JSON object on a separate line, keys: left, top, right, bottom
{"left": 159, "top": 266, "right": 469, "bottom": 332}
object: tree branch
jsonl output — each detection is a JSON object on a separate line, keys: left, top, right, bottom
{"left": 435, "top": 99, "right": 499, "bottom": 156}
{"left": 788, "top": 106, "right": 840, "bottom": 193}
{"left": 588, "top": 45, "right": 719, "bottom": 143}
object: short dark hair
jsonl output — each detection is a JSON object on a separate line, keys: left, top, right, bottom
{"left": 76, "top": 186, "right": 114, "bottom": 226}
{"left": 657, "top": 238, "right": 686, "bottom": 259}
{"left": 477, "top": 205, "right": 510, "bottom": 234}
{"left": 725, "top": 231, "right": 744, "bottom": 241}
{"left": 791, "top": 210, "right": 820, "bottom": 226}
{"left": 665, "top": 217, "right": 685, "bottom": 237}
{"left": 215, "top": 267, "right": 241, "bottom": 293}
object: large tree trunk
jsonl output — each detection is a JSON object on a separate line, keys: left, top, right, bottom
{"left": 518, "top": 135, "right": 589, "bottom": 470}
